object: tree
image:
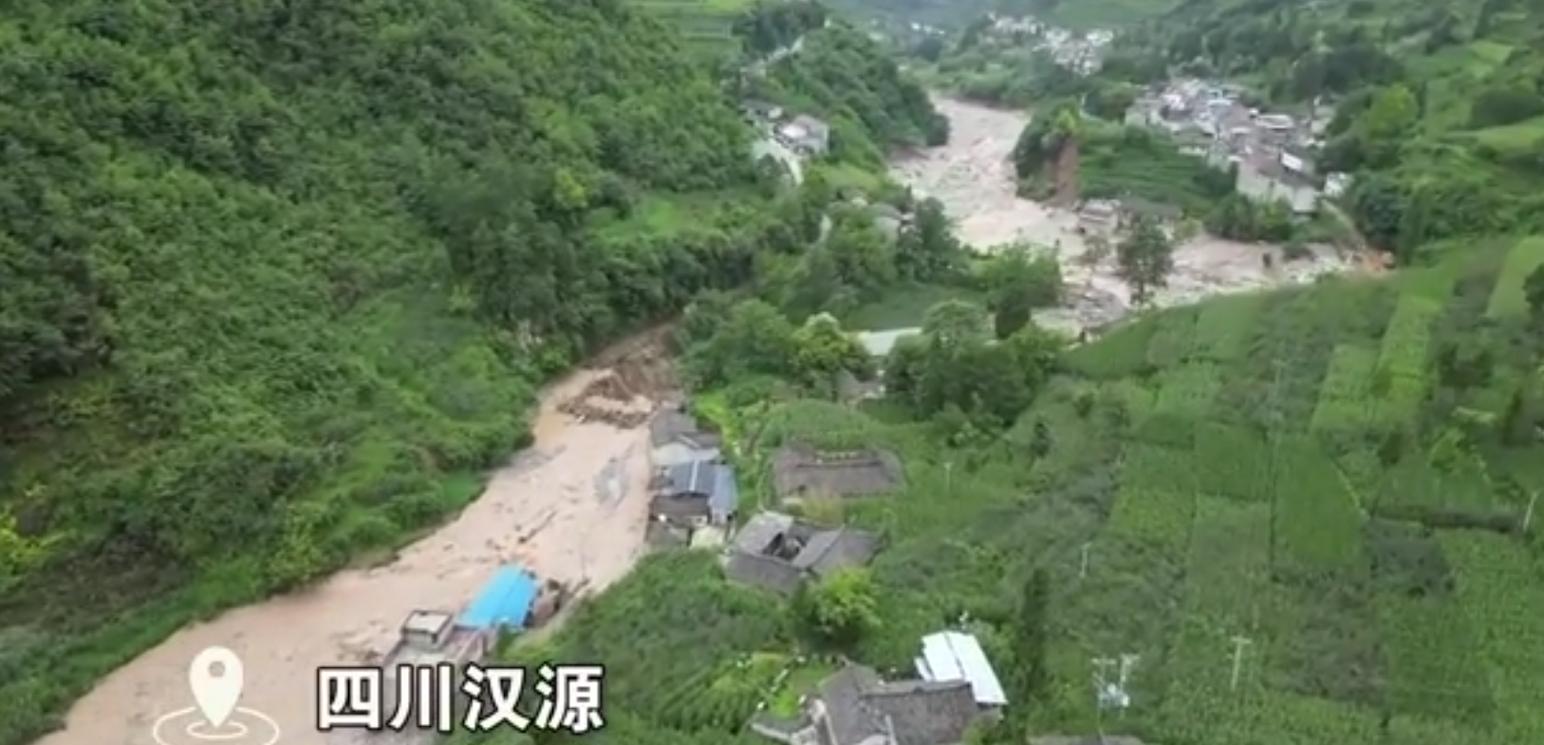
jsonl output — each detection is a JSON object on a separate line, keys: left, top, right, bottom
{"left": 980, "top": 245, "right": 1062, "bottom": 339}
{"left": 1471, "top": 84, "right": 1544, "bottom": 128}
{"left": 801, "top": 567, "right": 881, "bottom": 645}
{"left": 922, "top": 300, "right": 991, "bottom": 349}
{"left": 1526, "top": 264, "right": 1544, "bottom": 319}
{"left": 792, "top": 313, "right": 873, "bottom": 384}
{"left": 1015, "top": 568, "right": 1051, "bottom": 699}
{"left": 1116, "top": 216, "right": 1175, "bottom": 307}
{"left": 826, "top": 211, "right": 898, "bottom": 290}
{"left": 1358, "top": 84, "right": 1418, "bottom": 166}
{"left": 686, "top": 300, "right": 798, "bottom": 386}
{"left": 994, "top": 290, "right": 1033, "bottom": 340}
{"left": 897, "top": 198, "right": 964, "bottom": 281}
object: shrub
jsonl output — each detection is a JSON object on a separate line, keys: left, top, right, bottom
{"left": 800, "top": 567, "right": 881, "bottom": 646}
{"left": 1469, "top": 85, "right": 1544, "bottom": 128}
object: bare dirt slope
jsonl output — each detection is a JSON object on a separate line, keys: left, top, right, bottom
{"left": 35, "top": 333, "right": 674, "bottom": 745}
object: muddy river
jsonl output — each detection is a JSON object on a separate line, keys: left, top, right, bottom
{"left": 890, "top": 95, "right": 1355, "bottom": 333}
{"left": 35, "top": 363, "right": 661, "bottom": 745}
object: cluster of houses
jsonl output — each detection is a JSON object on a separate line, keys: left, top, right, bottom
{"left": 982, "top": 14, "right": 1115, "bottom": 76}
{"left": 1123, "top": 78, "right": 1349, "bottom": 215}
{"left": 744, "top": 100, "right": 832, "bottom": 159}
{"left": 643, "top": 403, "right": 1016, "bottom": 744}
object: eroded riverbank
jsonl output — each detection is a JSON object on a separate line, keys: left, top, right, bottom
{"left": 890, "top": 96, "right": 1356, "bottom": 333}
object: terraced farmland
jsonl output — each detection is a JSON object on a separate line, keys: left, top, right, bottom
{"left": 633, "top": 0, "right": 749, "bottom": 58}
{"left": 507, "top": 235, "right": 1544, "bottom": 745}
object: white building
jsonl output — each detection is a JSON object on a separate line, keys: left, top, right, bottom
{"left": 915, "top": 631, "right": 1009, "bottom": 708}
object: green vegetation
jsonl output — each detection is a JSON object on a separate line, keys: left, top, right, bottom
{"left": 1078, "top": 124, "right": 1236, "bottom": 213}
{"left": 635, "top": 0, "right": 755, "bottom": 59}
{"left": 1116, "top": 215, "right": 1177, "bottom": 307}
{"left": 748, "top": 22, "right": 949, "bottom": 166}
{"left": 481, "top": 231, "right": 1544, "bottom": 745}
{"left": 0, "top": 0, "right": 952, "bottom": 739}
{"left": 1108, "top": 0, "right": 1544, "bottom": 258}
{"left": 798, "top": 567, "right": 883, "bottom": 645}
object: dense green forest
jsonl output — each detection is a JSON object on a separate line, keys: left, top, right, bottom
{"left": 0, "top": 0, "right": 946, "bottom": 741}
{"left": 745, "top": 20, "right": 950, "bottom": 164}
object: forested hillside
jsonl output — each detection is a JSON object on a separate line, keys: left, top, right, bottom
{"left": 745, "top": 21, "right": 950, "bottom": 164}
{"left": 0, "top": 0, "right": 792, "bottom": 739}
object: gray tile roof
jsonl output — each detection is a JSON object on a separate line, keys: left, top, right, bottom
{"left": 734, "top": 512, "right": 797, "bottom": 554}
{"left": 723, "top": 552, "right": 804, "bottom": 596}
{"left": 866, "top": 680, "right": 978, "bottom": 745}
{"left": 814, "top": 665, "right": 981, "bottom": 745}
{"left": 791, "top": 529, "right": 881, "bottom": 578}
{"left": 650, "top": 409, "right": 722, "bottom": 449}
{"left": 772, "top": 442, "right": 905, "bottom": 500}
{"left": 710, "top": 466, "right": 738, "bottom": 523}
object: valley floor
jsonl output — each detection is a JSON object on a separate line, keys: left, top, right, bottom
{"left": 33, "top": 336, "right": 672, "bottom": 745}
{"left": 889, "top": 95, "right": 1358, "bottom": 333}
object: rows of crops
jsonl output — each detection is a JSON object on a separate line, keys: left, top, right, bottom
{"left": 1083, "top": 243, "right": 1544, "bottom": 742}
{"left": 632, "top": 0, "right": 747, "bottom": 56}
{"left": 1485, "top": 236, "right": 1544, "bottom": 318}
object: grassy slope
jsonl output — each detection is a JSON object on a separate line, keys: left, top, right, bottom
{"left": 633, "top": 0, "right": 754, "bottom": 58}
{"left": 491, "top": 234, "right": 1544, "bottom": 744}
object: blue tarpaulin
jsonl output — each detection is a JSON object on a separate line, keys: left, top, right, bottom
{"left": 458, "top": 565, "right": 539, "bottom": 631}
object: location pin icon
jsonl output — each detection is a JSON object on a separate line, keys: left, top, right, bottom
{"left": 189, "top": 646, "right": 244, "bottom": 728}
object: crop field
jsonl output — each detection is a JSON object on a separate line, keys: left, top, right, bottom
{"left": 1486, "top": 236, "right": 1544, "bottom": 318}
{"left": 1145, "top": 306, "right": 1197, "bottom": 368}
{"left": 1192, "top": 293, "right": 1264, "bottom": 362}
{"left": 632, "top": 0, "right": 748, "bottom": 57}
{"left": 498, "top": 239, "right": 1544, "bottom": 745}
{"left": 1310, "top": 344, "right": 1378, "bottom": 436}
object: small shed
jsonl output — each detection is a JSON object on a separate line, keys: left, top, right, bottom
{"left": 915, "top": 631, "right": 1008, "bottom": 708}
{"left": 459, "top": 565, "right": 539, "bottom": 631}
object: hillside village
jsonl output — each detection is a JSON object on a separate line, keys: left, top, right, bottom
{"left": 1124, "top": 78, "right": 1348, "bottom": 215}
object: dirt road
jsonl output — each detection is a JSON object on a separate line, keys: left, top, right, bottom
{"left": 35, "top": 345, "right": 669, "bottom": 745}
{"left": 890, "top": 95, "right": 1354, "bottom": 333}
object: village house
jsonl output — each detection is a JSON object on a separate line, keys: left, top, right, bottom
{"left": 778, "top": 114, "right": 832, "bottom": 157}
{"left": 723, "top": 511, "right": 880, "bottom": 595}
{"left": 650, "top": 406, "right": 723, "bottom": 468}
{"left": 381, "top": 566, "right": 564, "bottom": 737}
{"left": 771, "top": 442, "right": 905, "bottom": 503}
{"left": 1127, "top": 77, "right": 1330, "bottom": 216}
{"left": 1077, "top": 199, "right": 1121, "bottom": 236}
{"left": 751, "top": 633, "right": 1006, "bottom": 745}
{"left": 652, "top": 459, "right": 739, "bottom": 527}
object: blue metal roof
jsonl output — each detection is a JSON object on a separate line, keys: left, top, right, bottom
{"left": 458, "top": 566, "right": 538, "bottom": 631}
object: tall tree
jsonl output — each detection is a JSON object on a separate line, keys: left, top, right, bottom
{"left": 1116, "top": 216, "right": 1175, "bottom": 307}
{"left": 1016, "top": 567, "right": 1051, "bottom": 699}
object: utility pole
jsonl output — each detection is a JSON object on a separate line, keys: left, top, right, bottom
{"left": 1092, "top": 655, "right": 1115, "bottom": 735}
{"left": 1229, "top": 636, "right": 1253, "bottom": 692}
{"left": 944, "top": 461, "right": 953, "bottom": 496}
{"left": 1080, "top": 541, "right": 1092, "bottom": 579}
{"left": 1524, "top": 490, "right": 1539, "bottom": 533}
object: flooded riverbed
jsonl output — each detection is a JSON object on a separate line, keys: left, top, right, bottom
{"left": 35, "top": 351, "right": 666, "bottom": 745}
{"left": 890, "top": 96, "right": 1355, "bottom": 333}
